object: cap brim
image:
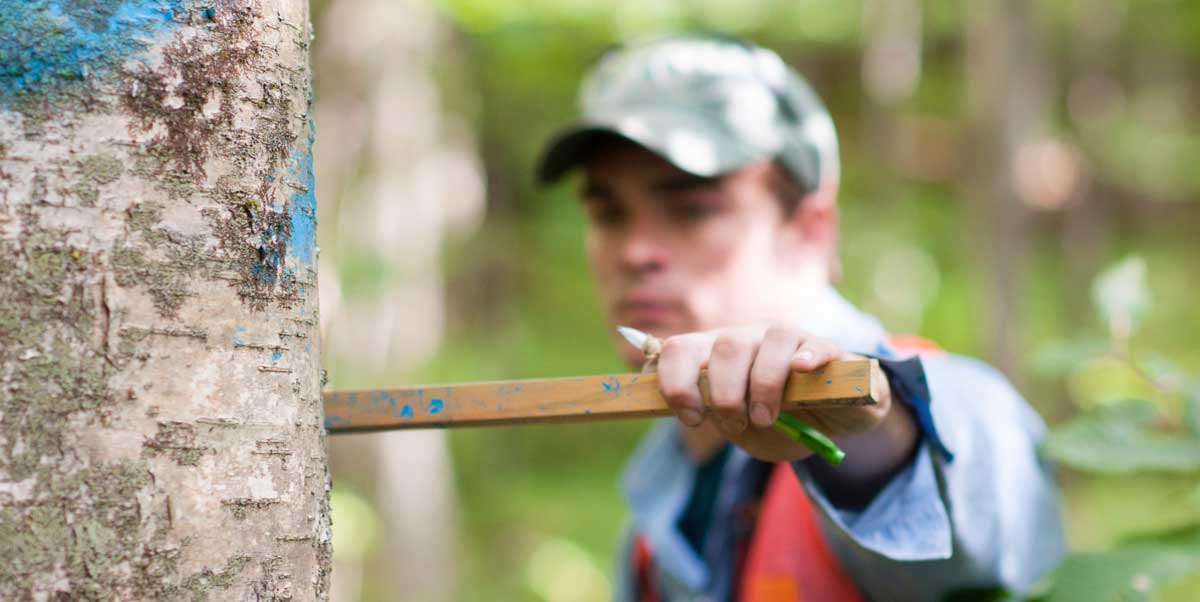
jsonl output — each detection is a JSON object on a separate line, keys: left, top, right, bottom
{"left": 535, "top": 109, "right": 760, "bottom": 185}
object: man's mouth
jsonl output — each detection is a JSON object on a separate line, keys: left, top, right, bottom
{"left": 616, "top": 298, "right": 680, "bottom": 326}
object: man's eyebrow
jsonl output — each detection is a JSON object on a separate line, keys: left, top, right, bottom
{"left": 650, "top": 173, "right": 724, "bottom": 193}
{"left": 580, "top": 179, "right": 614, "bottom": 201}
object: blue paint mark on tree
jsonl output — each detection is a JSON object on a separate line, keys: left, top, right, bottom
{"left": 232, "top": 327, "right": 247, "bottom": 346}
{"left": 429, "top": 398, "right": 444, "bottom": 415}
{"left": 287, "top": 116, "right": 316, "bottom": 270}
{"left": 0, "top": 1, "right": 185, "bottom": 107}
{"left": 271, "top": 351, "right": 282, "bottom": 362}
{"left": 399, "top": 405, "right": 414, "bottom": 419}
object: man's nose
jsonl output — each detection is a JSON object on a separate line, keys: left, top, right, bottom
{"left": 618, "top": 220, "right": 668, "bottom": 273}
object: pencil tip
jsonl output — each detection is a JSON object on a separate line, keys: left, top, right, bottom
{"left": 616, "top": 325, "right": 648, "bottom": 351}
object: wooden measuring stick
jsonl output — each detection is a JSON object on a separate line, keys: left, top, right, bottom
{"left": 323, "top": 358, "right": 879, "bottom": 434}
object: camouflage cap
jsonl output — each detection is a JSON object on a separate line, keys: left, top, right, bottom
{"left": 536, "top": 35, "right": 839, "bottom": 193}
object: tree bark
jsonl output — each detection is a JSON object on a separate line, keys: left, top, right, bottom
{"left": 964, "top": 0, "right": 1047, "bottom": 379}
{"left": 0, "top": 2, "right": 331, "bottom": 600}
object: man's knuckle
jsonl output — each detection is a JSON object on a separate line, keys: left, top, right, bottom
{"left": 709, "top": 379, "right": 748, "bottom": 408}
{"left": 711, "top": 336, "right": 748, "bottom": 359}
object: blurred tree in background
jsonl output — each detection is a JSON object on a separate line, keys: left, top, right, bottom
{"left": 309, "top": 0, "right": 1200, "bottom": 599}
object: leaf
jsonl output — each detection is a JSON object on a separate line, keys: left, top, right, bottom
{"left": 1185, "top": 380, "right": 1200, "bottom": 438}
{"left": 1136, "top": 351, "right": 1186, "bottom": 391}
{"left": 1090, "top": 256, "right": 1150, "bottom": 340}
{"left": 1066, "top": 356, "right": 1158, "bottom": 410}
{"left": 1121, "top": 524, "right": 1200, "bottom": 551}
{"left": 1036, "top": 547, "right": 1200, "bottom": 602}
{"left": 1043, "top": 399, "right": 1200, "bottom": 474}
{"left": 1028, "top": 338, "right": 1109, "bottom": 378}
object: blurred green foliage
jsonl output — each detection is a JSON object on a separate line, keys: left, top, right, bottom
{"left": 316, "top": 0, "right": 1200, "bottom": 599}
{"left": 1034, "top": 257, "right": 1200, "bottom": 601}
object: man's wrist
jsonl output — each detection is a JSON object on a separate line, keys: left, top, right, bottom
{"left": 804, "top": 377, "right": 920, "bottom": 510}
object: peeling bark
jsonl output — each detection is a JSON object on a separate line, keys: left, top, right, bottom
{"left": 0, "top": 1, "right": 331, "bottom": 600}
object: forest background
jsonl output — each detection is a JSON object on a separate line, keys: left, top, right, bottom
{"left": 309, "top": 1, "right": 1200, "bottom": 600}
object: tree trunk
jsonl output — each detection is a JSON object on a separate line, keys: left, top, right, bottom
{"left": 964, "top": 0, "right": 1047, "bottom": 379}
{"left": 0, "top": 2, "right": 331, "bottom": 600}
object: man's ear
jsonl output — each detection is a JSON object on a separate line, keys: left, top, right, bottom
{"left": 787, "top": 180, "right": 840, "bottom": 282}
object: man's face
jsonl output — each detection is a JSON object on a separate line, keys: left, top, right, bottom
{"left": 580, "top": 140, "right": 829, "bottom": 367}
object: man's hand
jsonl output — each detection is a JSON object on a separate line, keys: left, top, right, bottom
{"left": 652, "top": 323, "right": 915, "bottom": 474}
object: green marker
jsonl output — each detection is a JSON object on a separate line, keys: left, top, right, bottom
{"left": 772, "top": 412, "right": 845, "bottom": 465}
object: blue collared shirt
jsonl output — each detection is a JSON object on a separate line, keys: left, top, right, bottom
{"left": 613, "top": 286, "right": 1065, "bottom": 601}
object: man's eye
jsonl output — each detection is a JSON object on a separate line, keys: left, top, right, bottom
{"left": 670, "top": 202, "right": 718, "bottom": 221}
{"left": 587, "top": 205, "right": 626, "bottom": 225}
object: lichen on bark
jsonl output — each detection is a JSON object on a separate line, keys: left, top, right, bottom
{"left": 115, "top": 0, "right": 317, "bottom": 312}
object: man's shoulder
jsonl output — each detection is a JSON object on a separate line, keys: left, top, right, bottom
{"left": 881, "top": 339, "right": 1021, "bottom": 405}
{"left": 921, "top": 351, "right": 1048, "bottom": 441}
{"left": 922, "top": 351, "right": 1013, "bottom": 390}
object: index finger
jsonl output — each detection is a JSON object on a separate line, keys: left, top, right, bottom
{"left": 656, "top": 335, "right": 709, "bottom": 427}
{"left": 789, "top": 337, "right": 840, "bottom": 371}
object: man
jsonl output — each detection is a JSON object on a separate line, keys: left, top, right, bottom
{"left": 536, "top": 35, "right": 1064, "bottom": 601}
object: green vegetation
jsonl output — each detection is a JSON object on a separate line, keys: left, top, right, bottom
{"left": 316, "top": 0, "right": 1200, "bottom": 599}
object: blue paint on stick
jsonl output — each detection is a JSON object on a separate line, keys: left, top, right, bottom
{"left": 602, "top": 377, "right": 621, "bottom": 397}
{"left": 429, "top": 398, "right": 444, "bottom": 415}
{"left": 399, "top": 405, "right": 414, "bottom": 418}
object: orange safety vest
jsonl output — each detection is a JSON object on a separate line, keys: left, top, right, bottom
{"left": 631, "top": 335, "right": 943, "bottom": 602}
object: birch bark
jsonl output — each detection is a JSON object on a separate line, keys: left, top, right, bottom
{"left": 0, "top": 2, "right": 331, "bottom": 600}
